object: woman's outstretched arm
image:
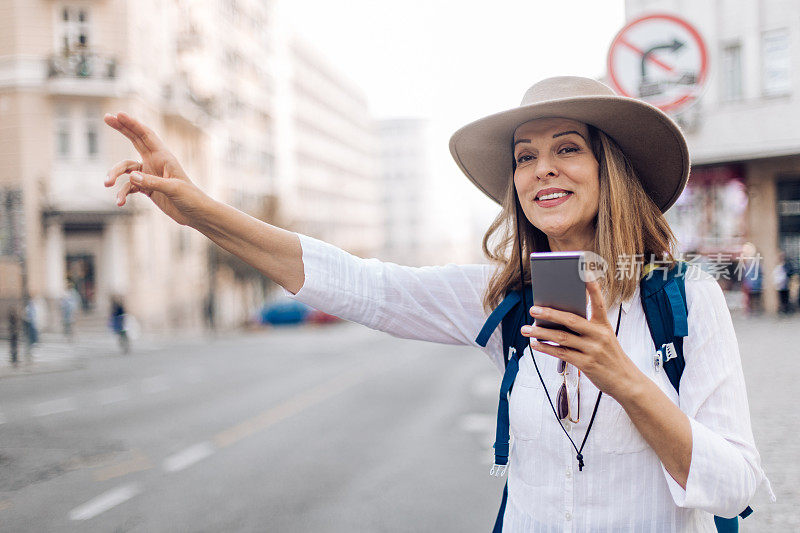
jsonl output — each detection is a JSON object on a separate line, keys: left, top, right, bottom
{"left": 192, "top": 199, "right": 304, "bottom": 294}
{"left": 103, "top": 112, "right": 304, "bottom": 294}
{"left": 104, "top": 111, "right": 504, "bottom": 366}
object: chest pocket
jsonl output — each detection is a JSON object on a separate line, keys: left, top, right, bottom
{"left": 508, "top": 367, "right": 546, "bottom": 442}
{"left": 595, "top": 396, "right": 649, "bottom": 454}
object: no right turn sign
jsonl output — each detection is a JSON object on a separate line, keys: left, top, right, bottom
{"left": 607, "top": 13, "right": 708, "bottom": 112}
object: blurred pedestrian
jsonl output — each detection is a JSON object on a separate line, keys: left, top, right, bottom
{"left": 103, "top": 77, "right": 771, "bottom": 530}
{"left": 22, "top": 298, "right": 38, "bottom": 354}
{"left": 110, "top": 295, "right": 130, "bottom": 354}
{"left": 203, "top": 293, "right": 216, "bottom": 334}
{"left": 740, "top": 242, "right": 763, "bottom": 315}
{"left": 773, "top": 251, "right": 792, "bottom": 314}
{"left": 8, "top": 308, "right": 19, "bottom": 365}
{"left": 61, "top": 281, "right": 80, "bottom": 341}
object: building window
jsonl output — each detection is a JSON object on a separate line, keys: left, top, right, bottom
{"left": 85, "top": 106, "right": 100, "bottom": 157}
{"left": 762, "top": 28, "right": 791, "bottom": 97}
{"left": 227, "top": 139, "right": 243, "bottom": 165}
{"left": 57, "top": 125, "right": 71, "bottom": 157}
{"left": 259, "top": 151, "right": 274, "bottom": 176}
{"left": 721, "top": 43, "right": 743, "bottom": 101}
{"left": 86, "top": 124, "right": 98, "bottom": 156}
{"left": 56, "top": 105, "right": 71, "bottom": 158}
{"left": 60, "top": 6, "right": 91, "bottom": 53}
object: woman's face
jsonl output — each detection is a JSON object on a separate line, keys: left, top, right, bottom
{"left": 513, "top": 117, "right": 600, "bottom": 250}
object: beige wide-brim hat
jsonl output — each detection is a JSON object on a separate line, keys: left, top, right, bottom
{"left": 449, "top": 76, "right": 690, "bottom": 213}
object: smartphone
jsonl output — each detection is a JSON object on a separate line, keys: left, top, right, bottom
{"left": 530, "top": 251, "right": 587, "bottom": 334}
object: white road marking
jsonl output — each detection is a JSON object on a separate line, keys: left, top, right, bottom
{"left": 31, "top": 397, "right": 77, "bottom": 417}
{"left": 97, "top": 385, "right": 130, "bottom": 405}
{"left": 68, "top": 483, "right": 140, "bottom": 521}
{"left": 162, "top": 441, "right": 215, "bottom": 473}
{"left": 141, "top": 375, "right": 170, "bottom": 394}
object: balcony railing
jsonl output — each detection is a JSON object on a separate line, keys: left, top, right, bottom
{"left": 47, "top": 49, "right": 117, "bottom": 80}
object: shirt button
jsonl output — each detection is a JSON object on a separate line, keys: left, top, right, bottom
{"left": 565, "top": 467, "right": 572, "bottom": 479}
{"left": 563, "top": 422, "right": 572, "bottom": 431}
{"left": 565, "top": 511, "right": 572, "bottom": 521}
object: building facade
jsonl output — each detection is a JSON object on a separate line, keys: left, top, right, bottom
{"left": 625, "top": 0, "right": 800, "bottom": 312}
{"left": 0, "top": 0, "right": 380, "bottom": 336}
{"left": 379, "top": 118, "right": 473, "bottom": 266}
{"left": 284, "top": 36, "right": 381, "bottom": 258}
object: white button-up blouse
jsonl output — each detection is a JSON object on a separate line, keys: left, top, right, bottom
{"left": 283, "top": 233, "right": 773, "bottom": 532}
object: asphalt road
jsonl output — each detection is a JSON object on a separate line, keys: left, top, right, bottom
{"left": 0, "top": 323, "right": 506, "bottom": 532}
{"left": 0, "top": 313, "right": 797, "bottom": 531}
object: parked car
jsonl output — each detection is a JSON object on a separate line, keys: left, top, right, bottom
{"left": 259, "top": 299, "right": 310, "bottom": 325}
{"left": 307, "top": 309, "right": 341, "bottom": 325}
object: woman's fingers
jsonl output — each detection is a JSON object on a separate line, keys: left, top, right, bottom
{"left": 529, "top": 305, "right": 590, "bottom": 335}
{"left": 105, "top": 159, "right": 142, "bottom": 187}
{"left": 116, "top": 178, "right": 155, "bottom": 206}
{"left": 129, "top": 171, "right": 175, "bottom": 195}
{"left": 522, "top": 324, "right": 588, "bottom": 352}
{"left": 529, "top": 338, "right": 580, "bottom": 366}
{"left": 115, "top": 112, "right": 169, "bottom": 154}
{"left": 103, "top": 112, "right": 168, "bottom": 158}
{"left": 116, "top": 180, "right": 134, "bottom": 206}
{"left": 104, "top": 113, "right": 147, "bottom": 155}
{"left": 586, "top": 280, "right": 610, "bottom": 324}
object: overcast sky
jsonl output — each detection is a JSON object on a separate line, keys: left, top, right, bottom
{"left": 284, "top": 0, "right": 627, "bottom": 243}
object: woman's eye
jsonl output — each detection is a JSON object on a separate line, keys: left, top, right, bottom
{"left": 559, "top": 146, "right": 579, "bottom": 154}
{"left": 516, "top": 154, "right": 533, "bottom": 163}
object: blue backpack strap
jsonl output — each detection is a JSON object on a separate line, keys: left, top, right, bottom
{"left": 501, "top": 286, "right": 533, "bottom": 359}
{"left": 490, "top": 288, "right": 532, "bottom": 470}
{"left": 640, "top": 261, "right": 688, "bottom": 393}
{"left": 476, "top": 291, "right": 521, "bottom": 348}
{"left": 714, "top": 516, "right": 739, "bottom": 532}
{"left": 640, "top": 261, "right": 753, "bottom": 525}
{"left": 487, "top": 287, "right": 530, "bottom": 530}
{"left": 492, "top": 482, "right": 508, "bottom": 533}
{"left": 492, "top": 346, "right": 521, "bottom": 469}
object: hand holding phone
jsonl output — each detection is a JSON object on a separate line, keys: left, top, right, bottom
{"left": 530, "top": 252, "right": 587, "bottom": 335}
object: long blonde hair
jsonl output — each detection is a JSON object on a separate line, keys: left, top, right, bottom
{"left": 481, "top": 125, "right": 679, "bottom": 313}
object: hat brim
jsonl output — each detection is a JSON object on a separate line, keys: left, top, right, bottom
{"left": 449, "top": 95, "right": 690, "bottom": 213}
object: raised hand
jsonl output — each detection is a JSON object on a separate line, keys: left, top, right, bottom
{"left": 103, "top": 112, "right": 210, "bottom": 227}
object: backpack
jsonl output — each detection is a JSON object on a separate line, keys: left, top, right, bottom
{"left": 475, "top": 262, "right": 753, "bottom": 532}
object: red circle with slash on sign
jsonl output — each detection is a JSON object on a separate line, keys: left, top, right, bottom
{"left": 607, "top": 13, "right": 708, "bottom": 112}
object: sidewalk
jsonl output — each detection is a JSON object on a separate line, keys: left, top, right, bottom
{"left": 0, "top": 318, "right": 320, "bottom": 379}
{"left": 0, "top": 327, "right": 217, "bottom": 379}
{"left": 1, "top": 328, "right": 128, "bottom": 378}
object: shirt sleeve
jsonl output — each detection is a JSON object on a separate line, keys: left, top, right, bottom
{"left": 282, "top": 232, "right": 505, "bottom": 371}
{"left": 661, "top": 267, "right": 774, "bottom": 517}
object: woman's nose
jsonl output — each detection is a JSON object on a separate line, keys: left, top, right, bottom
{"left": 534, "top": 155, "right": 558, "bottom": 180}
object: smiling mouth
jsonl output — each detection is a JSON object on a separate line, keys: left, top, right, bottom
{"left": 535, "top": 190, "right": 572, "bottom": 201}
{"left": 533, "top": 191, "right": 572, "bottom": 203}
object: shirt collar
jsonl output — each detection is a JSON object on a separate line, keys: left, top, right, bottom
{"left": 619, "top": 284, "right": 639, "bottom": 314}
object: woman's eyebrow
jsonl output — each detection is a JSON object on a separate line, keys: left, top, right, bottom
{"left": 513, "top": 130, "right": 587, "bottom": 147}
{"left": 552, "top": 130, "right": 586, "bottom": 141}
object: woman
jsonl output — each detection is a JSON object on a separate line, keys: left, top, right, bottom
{"left": 104, "top": 76, "right": 771, "bottom": 531}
